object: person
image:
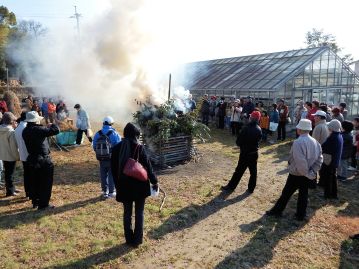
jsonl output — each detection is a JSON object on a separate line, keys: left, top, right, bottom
{"left": 74, "top": 104, "right": 92, "bottom": 145}
{"left": 230, "top": 99, "right": 242, "bottom": 136}
{"left": 14, "top": 112, "right": 30, "bottom": 198}
{"left": 111, "top": 123, "right": 158, "bottom": 247}
{"left": 269, "top": 104, "right": 279, "bottom": 142}
{"left": 200, "top": 94, "right": 210, "bottom": 126}
{"left": 266, "top": 119, "right": 323, "bottom": 221}
{"left": 260, "top": 111, "right": 270, "bottom": 142}
{"left": 209, "top": 96, "right": 217, "bottom": 123}
{"left": 307, "top": 100, "right": 319, "bottom": 129}
{"left": 294, "top": 100, "right": 305, "bottom": 124}
{"left": 41, "top": 98, "right": 49, "bottom": 124}
{"left": 339, "top": 102, "right": 348, "bottom": 120}
{"left": 217, "top": 97, "right": 227, "bottom": 129}
{"left": 311, "top": 110, "right": 329, "bottom": 145}
{"left": 337, "top": 121, "right": 354, "bottom": 181}
{"left": 277, "top": 99, "right": 288, "bottom": 141}
{"left": 47, "top": 99, "right": 56, "bottom": 123}
{"left": 319, "top": 104, "right": 332, "bottom": 122}
{"left": 31, "top": 100, "right": 41, "bottom": 115}
{"left": 221, "top": 111, "right": 262, "bottom": 193}
{"left": 348, "top": 117, "right": 359, "bottom": 171}
{"left": 22, "top": 111, "right": 60, "bottom": 209}
{"left": 320, "top": 119, "right": 343, "bottom": 199}
{"left": 0, "top": 97, "right": 8, "bottom": 114}
{"left": 331, "top": 107, "right": 344, "bottom": 123}
{"left": 242, "top": 96, "right": 255, "bottom": 119}
{"left": 93, "top": 116, "right": 121, "bottom": 198}
{"left": 56, "top": 100, "right": 69, "bottom": 116}
{"left": 186, "top": 94, "right": 196, "bottom": 112}
{"left": 0, "top": 112, "right": 20, "bottom": 196}
{"left": 303, "top": 102, "right": 312, "bottom": 120}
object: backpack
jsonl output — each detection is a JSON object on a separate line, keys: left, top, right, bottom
{"left": 95, "top": 130, "right": 113, "bottom": 161}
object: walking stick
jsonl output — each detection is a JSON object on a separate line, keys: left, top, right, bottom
{"left": 159, "top": 187, "right": 166, "bottom": 212}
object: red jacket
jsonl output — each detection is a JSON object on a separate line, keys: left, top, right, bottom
{"left": 0, "top": 100, "right": 8, "bottom": 114}
{"left": 307, "top": 107, "right": 318, "bottom": 126}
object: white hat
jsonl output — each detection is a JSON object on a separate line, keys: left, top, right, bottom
{"left": 296, "top": 119, "right": 312, "bottom": 131}
{"left": 103, "top": 116, "right": 114, "bottom": 125}
{"left": 25, "top": 111, "right": 43, "bottom": 123}
{"left": 327, "top": 119, "right": 342, "bottom": 132}
{"left": 312, "top": 110, "right": 327, "bottom": 117}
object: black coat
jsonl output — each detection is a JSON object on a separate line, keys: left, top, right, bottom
{"left": 341, "top": 132, "right": 353, "bottom": 159}
{"left": 22, "top": 123, "right": 59, "bottom": 157}
{"left": 201, "top": 100, "right": 210, "bottom": 114}
{"left": 236, "top": 121, "right": 262, "bottom": 154}
{"left": 111, "top": 140, "right": 158, "bottom": 202}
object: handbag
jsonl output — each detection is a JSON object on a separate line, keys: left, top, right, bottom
{"left": 269, "top": 122, "right": 278, "bottom": 132}
{"left": 123, "top": 144, "right": 148, "bottom": 181}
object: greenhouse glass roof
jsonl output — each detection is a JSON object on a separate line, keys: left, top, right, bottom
{"left": 184, "top": 47, "right": 358, "bottom": 91}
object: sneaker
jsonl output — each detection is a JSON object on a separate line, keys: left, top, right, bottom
{"left": 108, "top": 192, "right": 116, "bottom": 198}
{"left": 220, "top": 185, "right": 235, "bottom": 192}
{"left": 102, "top": 193, "right": 109, "bottom": 199}
{"left": 348, "top": 166, "right": 357, "bottom": 171}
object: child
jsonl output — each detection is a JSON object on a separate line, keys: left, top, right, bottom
{"left": 337, "top": 121, "right": 354, "bottom": 181}
{"left": 349, "top": 117, "right": 359, "bottom": 171}
{"left": 260, "top": 111, "right": 270, "bottom": 142}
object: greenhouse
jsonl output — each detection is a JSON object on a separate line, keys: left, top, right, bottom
{"left": 182, "top": 47, "right": 359, "bottom": 117}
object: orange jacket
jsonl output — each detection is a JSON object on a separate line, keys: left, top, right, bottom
{"left": 260, "top": 116, "right": 270, "bottom": 129}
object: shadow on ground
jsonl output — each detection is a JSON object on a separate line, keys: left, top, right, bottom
{"left": 0, "top": 196, "right": 102, "bottom": 230}
{"left": 149, "top": 190, "right": 251, "bottom": 239}
{"left": 48, "top": 243, "right": 131, "bottom": 269}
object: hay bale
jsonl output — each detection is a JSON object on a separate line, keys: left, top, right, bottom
{"left": 58, "top": 120, "right": 76, "bottom": 132}
{"left": 3, "top": 90, "right": 21, "bottom": 117}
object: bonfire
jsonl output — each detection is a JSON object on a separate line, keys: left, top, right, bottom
{"left": 133, "top": 99, "right": 210, "bottom": 165}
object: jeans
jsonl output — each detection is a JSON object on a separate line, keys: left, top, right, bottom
{"left": 99, "top": 160, "right": 115, "bottom": 194}
{"left": 202, "top": 112, "right": 209, "bottom": 126}
{"left": 338, "top": 158, "right": 349, "bottom": 178}
{"left": 269, "top": 174, "right": 309, "bottom": 218}
{"left": 227, "top": 151, "right": 258, "bottom": 192}
{"left": 123, "top": 199, "right": 145, "bottom": 245}
{"left": 4, "top": 161, "right": 16, "bottom": 195}
{"left": 277, "top": 121, "right": 286, "bottom": 140}
{"left": 76, "top": 129, "right": 93, "bottom": 145}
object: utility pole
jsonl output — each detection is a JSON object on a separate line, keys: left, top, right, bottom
{"left": 6, "top": 67, "right": 9, "bottom": 91}
{"left": 70, "top": 5, "right": 81, "bottom": 36}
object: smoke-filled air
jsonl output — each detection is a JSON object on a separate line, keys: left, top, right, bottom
{"left": 7, "top": 0, "right": 175, "bottom": 124}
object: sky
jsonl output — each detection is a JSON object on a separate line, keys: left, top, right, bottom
{"left": 2, "top": 0, "right": 359, "bottom": 64}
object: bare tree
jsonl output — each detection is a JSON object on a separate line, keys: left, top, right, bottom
{"left": 17, "top": 20, "right": 47, "bottom": 39}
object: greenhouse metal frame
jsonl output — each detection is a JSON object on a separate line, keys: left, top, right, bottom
{"left": 183, "top": 47, "right": 359, "bottom": 117}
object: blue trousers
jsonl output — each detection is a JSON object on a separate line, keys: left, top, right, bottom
{"left": 99, "top": 160, "right": 115, "bottom": 194}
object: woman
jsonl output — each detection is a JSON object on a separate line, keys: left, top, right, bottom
{"left": 230, "top": 99, "right": 242, "bottom": 136}
{"left": 111, "top": 123, "right": 158, "bottom": 247}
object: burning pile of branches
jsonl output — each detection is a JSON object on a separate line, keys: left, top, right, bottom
{"left": 133, "top": 99, "right": 210, "bottom": 145}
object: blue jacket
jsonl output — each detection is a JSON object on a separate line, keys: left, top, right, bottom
{"left": 322, "top": 132, "right": 343, "bottom": 168}
{"left": 92, "top": 125, "right": 121, "bottom": 151}
{"left": 41, "top": 102, "right": 48, "bottom": 115}
{"left": 270, "top": 110, "right": 279, "bottom": 123}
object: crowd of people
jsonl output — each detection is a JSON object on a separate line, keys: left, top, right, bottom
{"left": 0, "top": 95, "right": 159, "bottom": 247}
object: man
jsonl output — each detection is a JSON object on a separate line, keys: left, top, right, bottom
{"left": 221, "top": 111, "right": 262, "bottom": 193}
{"left": 186, "top": 94, "right": 196, "bottom": 112}
{"left": 74, "top": 104, "right": 92, "bottom": 145}
{"left": 217, "top": 97, "right": 227, "bottom": 129}
{"left": 93, "top": 116, "right": 121, "bottom": 198}
{"left": 22, "top": 111, "right": 59, "bottom": 209}
{"left": 312, "top": 110, "right": 329, "bottom": 145}
{"left": 277, "top": 99, "right": 289, "bottom": 141}
{"left": 41, "top": 98, "right": 49, "bottom": 124}
{"left": 266, "top": 119, "right": 323, "bottom": 221}
{"left": 0, "top": 112, "right": 20, "bottom": 196}
{"left": 14, "top": 112, "right": 30, "bottom": 198}
{"left": 200, "top": 94, "right": 210, "bottom": 126}
{"left": 242, "top": 96, "right": 255, "bottom": 119}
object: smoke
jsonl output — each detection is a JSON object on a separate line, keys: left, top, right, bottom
{"left": 7, "top": 0, "right": 170, "bottom": 125}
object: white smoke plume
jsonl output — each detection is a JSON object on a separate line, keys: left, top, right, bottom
{"left": 8, "top": 0, "right": 170, "bottom": 125}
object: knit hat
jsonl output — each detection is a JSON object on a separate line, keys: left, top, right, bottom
{"left": 327, "top": 119, "right": 342, "bottom": 132}
{"left": 250, "top": 111, "right": 261, "bottom": 121}
{"left": 296, "top": 119, "right": 312, "bottom": 131}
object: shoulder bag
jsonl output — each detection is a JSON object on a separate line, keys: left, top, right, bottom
{"left": 123, "top": 144, "right": 148, "bottom": 181}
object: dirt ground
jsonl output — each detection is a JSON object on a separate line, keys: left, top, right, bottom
{"left": 0, "top": 128, "right": 358, "bottom": 269}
